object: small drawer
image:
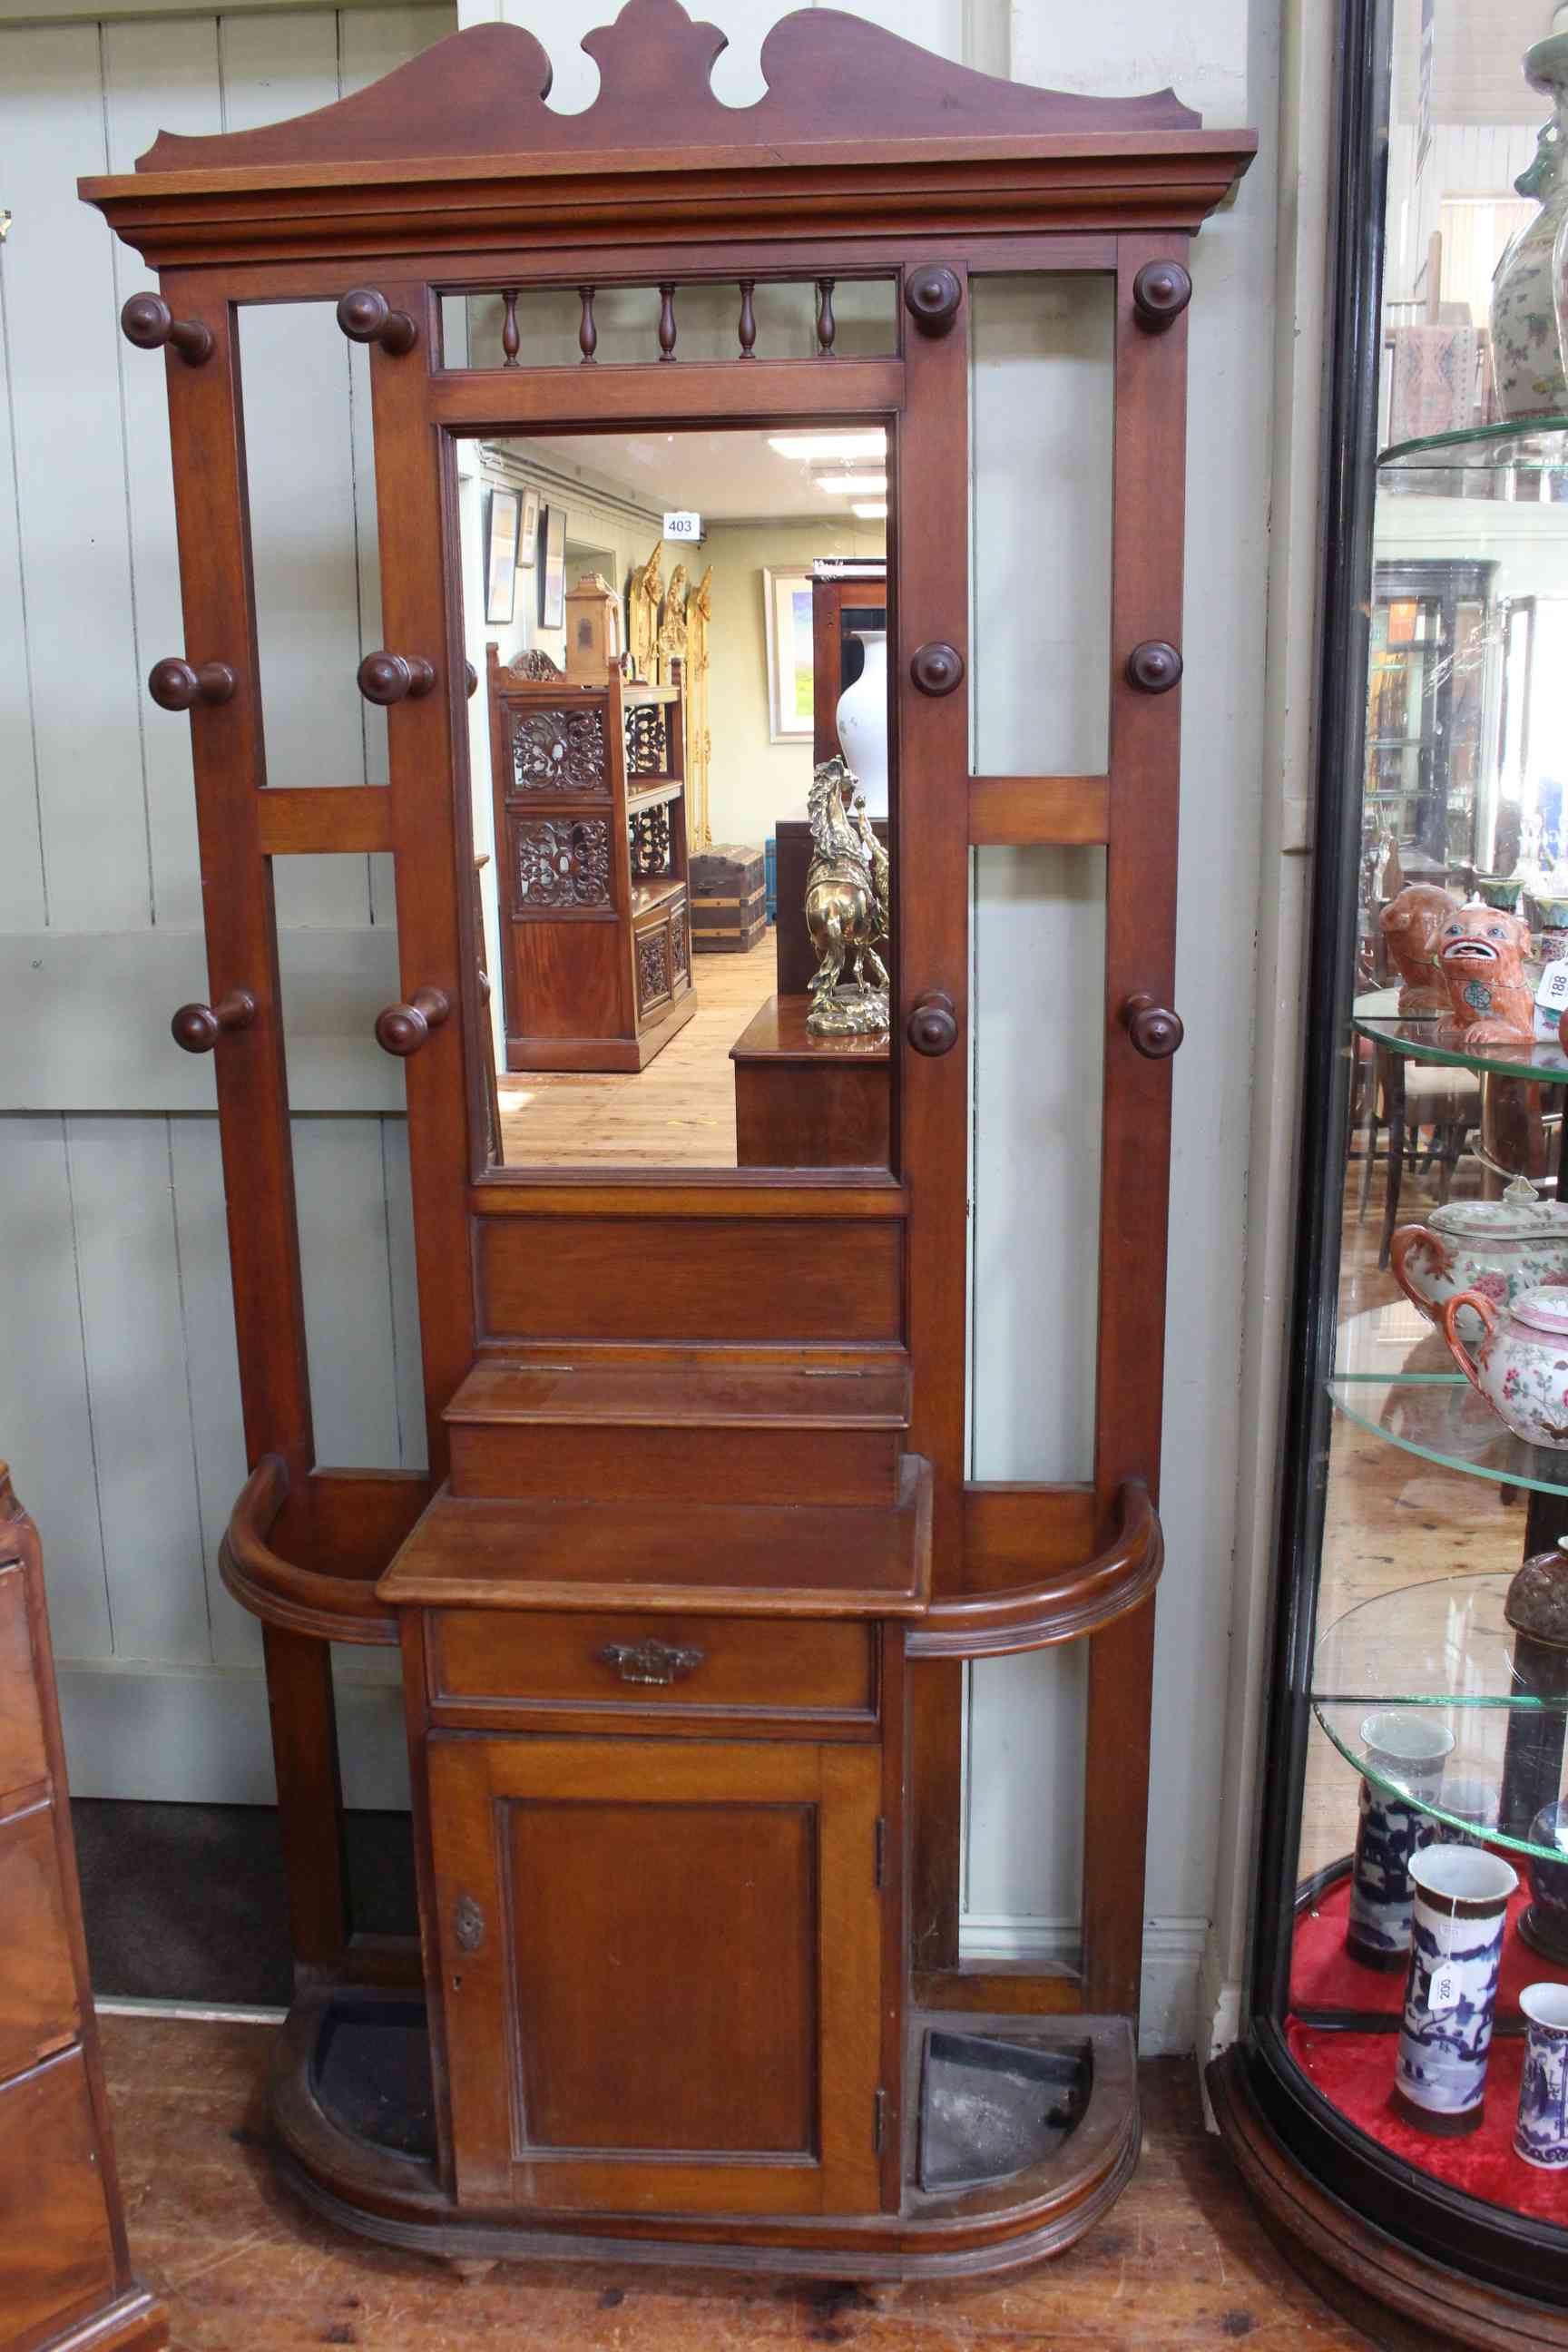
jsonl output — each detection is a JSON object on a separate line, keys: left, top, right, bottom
{"left": 0, "top": 1799, "right": 79, "bottom": 2083}
{"left": 0, "top": 1563, "right": 48, "bottom": 1798}
{"left": 426, "top": 1609, "right": 877, "bottom": 1728}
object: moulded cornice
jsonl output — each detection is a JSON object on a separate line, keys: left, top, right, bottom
{"left": 78, "top": 4, "right": 1256, "bottom": 267}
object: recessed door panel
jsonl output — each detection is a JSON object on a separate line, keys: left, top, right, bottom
{"left": 429, "top": 1733, "right": 882, "bottom": 2216}
{"left": 507, "top": 1796, "right": 816, "bottom": 2154}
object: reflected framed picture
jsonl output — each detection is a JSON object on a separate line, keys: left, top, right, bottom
{"left": 541, "top": 505, "right": 567, "bottom": 630}
{"left": 484, "top": 487, "right": 521, "bottom": 625}
{"left": 518, "top": 485, "right": 541, "bottom": 568}
{"left": 764, "top": 566, "right": 814, "bottom": 741}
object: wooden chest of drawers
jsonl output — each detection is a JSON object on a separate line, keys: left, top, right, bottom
{"left": 0, "top": 1466, "right": 166, "bottom": 2352}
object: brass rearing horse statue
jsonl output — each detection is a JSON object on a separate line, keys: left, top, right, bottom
{"left": 803, "top": 755, "right": 891, "bottom": 1036}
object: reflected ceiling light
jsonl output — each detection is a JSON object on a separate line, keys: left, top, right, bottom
{"left": 815, "top": 473, "right": 887, "bottom": 496}
{"left": 853, "top": 502, "right": 887, "bottom": 520}
{"left": 767, "top": 432, "right": 887, "bottom": 461}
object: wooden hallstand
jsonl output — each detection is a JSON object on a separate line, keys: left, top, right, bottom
{"left": 82, "top": 1, "right": 1252, "bottom": 2281}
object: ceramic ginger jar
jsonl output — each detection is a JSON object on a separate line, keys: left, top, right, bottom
{"left": 1436, "top": 901, "right": 1538, "bottom": 1045}
{"left": 1391, "top": 1177, "right": 1568, "bottom": 1339}
{"left": 1494, "top": 110, "right": 1568, "bottom": 422}
{"left": 1443, "top": 1283, "right": 1568, "bottom": 1449}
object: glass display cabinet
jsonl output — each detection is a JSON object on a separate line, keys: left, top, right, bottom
{"left": 1210, "top": 393, "right": 1568, "bottom": 2352}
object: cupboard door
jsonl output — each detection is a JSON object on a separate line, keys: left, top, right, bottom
{"left": 429, "top": 1733, "right": 884, "bottom": 2216}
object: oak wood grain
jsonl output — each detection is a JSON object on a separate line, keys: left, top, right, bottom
{"left": 967, "top": 775, "right": 1111, "bottom": 846}
{"left": 255, "top": 785, "right": 393, "bottom": 856}
{"left": 1081, "top": 235, "right": 1193, "bottom": 2022}
{"left": 377, "top": 1455, "right": 932, "bottom": 1618}
{"left": 475, "top": 1214, "right": 904, "bottom": 1345}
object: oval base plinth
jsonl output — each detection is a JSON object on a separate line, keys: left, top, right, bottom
{"left": 1208, "top": 2041, "right": 1568, "bottom": 2352}
{"left": 267, "top": 1989, "right": 1140, "bottom": 2282}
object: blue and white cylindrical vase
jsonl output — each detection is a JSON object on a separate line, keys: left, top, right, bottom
{"left": 1346, "top": 1710, "right": 1455, "bottom": 1969}
{"left": 1515, "top": 1982, "right": 1568, "bottom": 2168}
{"left": 1393, "top": 1843, "right": 1519, "bottom": 2135}
{"left": 1424, "top": 1774, "right": 1500, "bottom": 1850}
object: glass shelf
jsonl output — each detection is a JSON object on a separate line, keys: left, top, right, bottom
{"left": 1328, "top": 1367, "right": 1568, "bottom": 1496}
{"left": 1381, "top": 416, "right": 1568, "bottom": 479}
{"left": 1334, "top": 1298, "right": 1453, "bottom": 1382}
{"left": 1351, "top": 992, "right": 1568, "bottom": 1085}
{"left": 1312, "top": 1574, "right": 1568, "bottom": 1867}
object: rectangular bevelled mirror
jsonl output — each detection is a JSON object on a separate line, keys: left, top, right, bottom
{"left": 449, "top": 424, "right": 895, "bottom": 1176}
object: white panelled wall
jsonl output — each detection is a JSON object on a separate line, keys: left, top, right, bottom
{"left": 1, "top": 0, "right": 1289, "bottom": 2053}
{"left": 0, "top": 2, "right": 454, "bottom": 1809}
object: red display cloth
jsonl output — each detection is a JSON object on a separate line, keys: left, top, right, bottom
{"left": 1286, "top": 2023, "right": 1567, "bottom": 2225}
{"left": 1290, "top": 1865, "right": 1568, "bottom": 2022}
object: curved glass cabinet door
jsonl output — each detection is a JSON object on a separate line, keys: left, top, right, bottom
{"left": 1210, "top": 6, "right": 1568, "bottom": 2326}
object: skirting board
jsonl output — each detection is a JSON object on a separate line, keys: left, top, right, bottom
{"left": 959, "top": 1913, "right": 1210, "bottom": 2056}
{"left": 55, "top": 1657, "right": 411, "bottom": 1812}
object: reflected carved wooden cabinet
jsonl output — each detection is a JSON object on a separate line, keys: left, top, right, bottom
{"left": 83, "top": 0, "right": 1252, "bottom": 2281}
{"left": 485, "top": 646, "right": 695, "bottom": 1072}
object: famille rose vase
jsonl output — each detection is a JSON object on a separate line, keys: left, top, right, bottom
{"left": 1443, "top": 1283, "right": 1568, "bottom": 1449}
{"left": 1391, "top": 1178, "right": 1568, "bottom": 1341}
{"left": 1496, "top": 120, "right": 1568, "bottom": 421}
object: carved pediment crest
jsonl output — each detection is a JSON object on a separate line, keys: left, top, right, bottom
{"left": 129, "top": 0, "right": 1201, "bottom": 176}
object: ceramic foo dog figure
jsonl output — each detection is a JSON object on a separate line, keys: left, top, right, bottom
{"left": 1380, "top": 882, "right": 1460, "bottom": 1015}
{"left": 1436, "top": 899, "right": 1537, "bottom": 1045}
{"left": 803, "top": 755, "right": 890, "bottom": 1036}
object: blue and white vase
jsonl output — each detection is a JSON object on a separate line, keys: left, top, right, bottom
{"left": 1346, "top": 1710, "right": 1455, "bottom": 1970}
{"left": 1515, "top": 1982, "right": 1568, "bottom": 2169}
{"left": 1424, "top": 1773, "right": 1501, "bottom": 1851}
{"left": 1393, "top": 1843, "right": 1518, "bottom": 2135}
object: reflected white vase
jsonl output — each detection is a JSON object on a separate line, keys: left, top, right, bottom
{"left": 835, "top": 631, "right": 888, "bottom": 820}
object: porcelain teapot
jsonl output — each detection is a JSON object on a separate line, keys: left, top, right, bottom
{"left": 1392, "top": 1177, "right": 1568, "bottom": 1339}
{"left": 1443, "top": 1283, "right": 1568, "bottom": 1449}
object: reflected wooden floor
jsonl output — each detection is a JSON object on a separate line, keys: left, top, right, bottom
{"left": 496, "top": 930, "right": 779, "bottom": 1170}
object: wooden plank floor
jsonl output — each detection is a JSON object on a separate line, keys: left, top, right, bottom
{"left": 496, "top": 931, "right": 782, "bottom": 1170}
{"left": 101, "top": 2014, "right": 1371, "bottom": 2348}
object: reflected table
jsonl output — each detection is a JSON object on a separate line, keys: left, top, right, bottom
{"left": 730, "top": 994, "right": 891, "bottom": 1169}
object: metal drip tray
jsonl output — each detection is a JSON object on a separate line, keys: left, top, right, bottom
{"left": 917, "top": 2029, "right": 1092, "bottom": 2193}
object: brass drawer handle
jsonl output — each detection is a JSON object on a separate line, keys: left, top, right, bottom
{"left": 597, "top": 1639, "right": 705, "bottom": 1687}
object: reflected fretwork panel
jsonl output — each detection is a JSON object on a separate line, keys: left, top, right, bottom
{"left": 485, "top": 646, "right": 694, "bottom": 1077}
